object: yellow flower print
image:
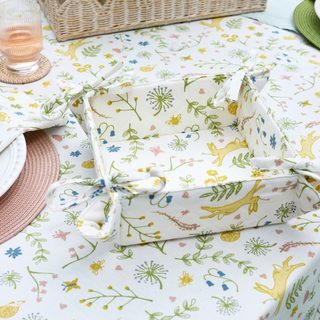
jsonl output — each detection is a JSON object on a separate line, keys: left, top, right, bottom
{"left": 251, "top": 170, "right": 263, "bottom": 178}
{"left": 247, "top": 26, "right": 255, "bottom": 31}
{"left": 29, "top": 102, "right": 39, "bottom": 108}
{"left": 104, "top": 53, "right": 113, "bottom": 59}
{"left": 42, "top": 81, "right": 52, "bottom": 88}
{"left": 84, "top": 64, "right": 92, "bottom": 68}
{"left": 231, "top": 35, "right": 238, "bottom": 38}
{"left": 221, "top": 34, "right": 229, "bottom": 38}
{"left": 152, "top": 179, "right": 160, "bottom": 188}
{"left": 43, "top": 25, "right": 52, "bottom": 31}
{"left": 217, "top": 175, "right": 228, "bottom": 182}
{"left": 245, "top": 35, "right": 250, "bottom": 39}
{"left": 283, "top": 36, "right": 296, "bottom": 40}
{"left": 227, "top": 38, "right": 235, "bottom": 42}
{"left": 62, "top": 278, "right": 81, "bottom": 292}
{"left": 205, "top": 178, "right": 216, "bottom": 185}
{"left": 24, "top": 90, "right": 34, "bottom": 95}
{"left": 207, "top": 170, "right": 218, "bottom": 176}
{"left": 298, "top": 100, "right": 312, "bottom": 107}
{"left": 7, "top": 96, "right": 15, "bottom": 101}
{"left": 181, "top": 55, "right": 192, "bottom": 61}
{"left": 308, "top": 59, "right": 320, "bottom": 66}
{"left": 165, "top": 114, "right": 182, "bottom": 127}
{"left": 73, "top": 63, "right": 81, "bottom": 67}
{"left": 77, "top": 220, "right": 84, "bottom": 227}
{"left": 198, "top": 48, "right": 207, "bottom": 54}
{"left": 290, "top": 305, "right": 298, "bottom": 317}
{"left": 315, "top": 92, "right": 320, "bottom": 98}
{"left": 89, "top": 260, "right": 105, "bottom": 275}
{"left": 10, "top": 91, "right": 19, "bottom": 94}
{"left": 119, "top": 82, "right": 132, "bottom": 88}
{"left": 178, "top": 271, "right": 193, "bottom": 287}
{"left": 99, "top": 65, "right": 105, "bottom": 69}
{"left": 77, "top": 68, "right": 87, "bottom": 73}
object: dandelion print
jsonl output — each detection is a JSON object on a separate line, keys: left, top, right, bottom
{"left": 137, "top": 51, "right": 152, "bottom": 60}
{"left": 22, "top": 313, "right": 48, "bottom": 320}
{"left": 175, "top": 25, "right": 190, "bottom": 32}
{"left": 146, "top": 86, "right": 174, "bottom": 116}
{"left": 0, "top": 270, "right": 22, "bottom": 289}
{"left": 275, "top": 201, "right": 296, "bottom": 222}
{"left": 156, "top": 70, "right": 177, "bottom": 80}
{"left": 64, "top": 211, "right": 80, "bottom": 226}
{"left": 277, "top": 118, "right": 302, "bottom": 130}
{"left": 134, "top": 261, "right": 168, "bottom": 289}
{"left": 283, "top": 64, "right": 299, "bottom": 73}
{"left": 80, "top": 139, "right": 91, "bottom": 148}
{"left": 228, "top": 49, "right": 248, "bottom": 59}
{"left": 212, "top": 296, "right": 241, "bottom": 315}
{"left": 168, "top": 135, "right": 188, "bottom": 151}
{"left": 244, "top": 237, "right": 277, "bottom": 256}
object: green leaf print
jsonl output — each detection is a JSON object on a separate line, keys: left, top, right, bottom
{"left": 110, "top": 244, "right": 133, "bottom": 259}
{"left": 285, "top": 275, "right": 309, "bottom": 309}
{"left": 57, "top": 71, "right": 74, "bottom": 80}
{"left": 145, "top": 299, "right": 199, "bottom": 320}
{"left": 82, "top": 44, "right": 103, "bottom": 58}
{"left": 230, "top": 152, "right": 253, "bottom": 169}
{"left": 226, "top": 18, "right": 242, "bottom": 30}
{"left": 199, "top": 182, "right": 243, "bottom": 201}
{"left": 29, "top": 212, "right": 50, "bottom": 228}
{"left": 10, "top": 103, "right": 22, "bottom": 109}
{"left": 59, "top": 160, "right": 76, "bottom": 180}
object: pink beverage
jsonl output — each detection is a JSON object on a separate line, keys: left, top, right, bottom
{"left": 0, "top": 0, "right": 43, "bottom": 75}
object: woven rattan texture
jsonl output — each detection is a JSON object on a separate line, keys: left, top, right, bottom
{"left": 0, "top": 130, "right": 59, "bottom": 244}
{"left": 39, "top": 0, "right": 267, "bottom": 41}
{"left": 0, "top": 54, "right": 51, "bottom": 84}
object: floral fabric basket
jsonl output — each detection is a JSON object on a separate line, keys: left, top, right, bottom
{"left": 43, "top": 50, "right": 320, "bottom": 245}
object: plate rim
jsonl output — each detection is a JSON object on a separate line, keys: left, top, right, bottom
{"left": 0, "top": 134, "right": 27, "bottom": 197}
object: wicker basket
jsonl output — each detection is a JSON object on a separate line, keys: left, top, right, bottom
{"left": 39, "top": 0, "right": 267, "bottom": 42}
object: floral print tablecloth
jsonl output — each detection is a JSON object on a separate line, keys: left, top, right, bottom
{"left": 1, "top": 12, "right": 320, "bottom": 320}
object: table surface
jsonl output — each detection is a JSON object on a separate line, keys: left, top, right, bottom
{"left": 1, "top": 11, "right": 320, "bottom": 320}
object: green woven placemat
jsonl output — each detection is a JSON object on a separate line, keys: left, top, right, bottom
{"left": 294, "top": 0, "right": 320, "bottom": 48}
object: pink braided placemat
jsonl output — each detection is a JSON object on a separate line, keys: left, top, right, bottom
{"left": 0, "top": 130, "right": 59, "bottom": 244}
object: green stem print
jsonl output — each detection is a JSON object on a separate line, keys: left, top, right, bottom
{"left": 145, "top": 299, "right": 199, "bottom": 320}
{"left": 110, "top": 244, "right": 133, "bottom": 259}
{"left": 294, "top": 71, "right": 320, "bottom": 95}
{"left": 91, "top": 105, "right": 111, "bottom": 120}
{"left": 297, "top": 181, "right": 320, "bottom": 202}
{"left": 255, "top": 114, "right": 267, "bottom": 146}
{"left": 43, "top": 35, "right": 59, "bottom": 45}
{"left": 21, "top": 230, "right": 50, "bottom": 264}
{"left": 27, "top": 266, "right": 54, "bottom": 299}
{"left": 240, "top": 111, "right": 255, "bottom": 131}
{"left": 57, "top": 71, "right": 74, "bottom": 80}
{"left": 230, "top": 151, "right": 253, "bottom": 169}
{"left": 156, "top": 211, "right": 200, "bottom": 231}
{"left": 212, "top": 296, "right": 241, "bottom": 316}
{"left": 176, "top": 234, "right": 257, "bottom": 275}
{"left": 256, "top": 215, "right": 268, "bottom": 227}
{"left": 183, "top": 124, "right": 200, "bottom": 141}
{"left": 62, "top": 239, "right": 98, "bottom": 269}
{"left": 257, "top": 37, "right": 308, "bottom": 55}
{"left": 236, "top": 35, "right": 251, "bottom": 46}
{"left": 210, "top": 41, "right": 226, "bottom": 48}
{"left": 267, "top": 94, "right": 290, "bottom": 112}
{"left": 284, "top": 275, "right": 309, "bottom": 310}
{"left": 98, "top": 122, "right": 115, "bottom": 144}
{"left": 182, "top": 76, "right": 206, "bottom": 92}
{"left": 121, "top": 214, "right": 161, "bottom": 242}
{"left": 243, "top": 76, "right": 258, "bottom": 103}
{"left": 194, "top": 58, "right": 240, "bottom": 69}
{"left": 291, "top": 213, "right": 320, "bottom": 232}
{"left": 199, "top": 181, "right": 242, "bottom": 202}
{"left": 150, "top": 192, "right": 171, "bottom": 208}
{"left": 179, "top": 174, "right": 196, "bottom": 188}
{"left": 204, "top": 268, "right": 239, "bottom": 292}
{"left": 114, "top": 33, "right": 134, "bottom": 51}
{"left": 59, "top": 160, "right": 76, "bottom": 180}
{"left": 80, "top": 286, "right": 152, "bottom": 310}
{"left": 108, "top": 93, "right": 141, "bottom": 121}
{"left": 186, "top": 98, "right": 224, "bottom": 136}
{"left": 306, "top": 121, "right": 320, "bottom": 129}
{"left": 134, "top": 261, "right": 167, "bottom": 290}
{"left": 61, "top": 130, "right": 77, "bottom": 139}
{"left": 269, "top": 78, "right": 282, "bottom": 92}
{"left": 279, "top": 241, "right": 320, "bottom": 253}
{"left": 28, "top": 212, "right": 50, "bottom": 228}
{"left": 163, "top": 157, "right": 202, "bottom": 172}
{"left": 142, "top": 241, "right": 167, "bottom": 255}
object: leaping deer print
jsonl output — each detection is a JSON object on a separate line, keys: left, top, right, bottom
{"left": 55, "top": 39, "right": 93, "bottom": 61}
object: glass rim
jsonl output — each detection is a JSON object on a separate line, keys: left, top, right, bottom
{"left": 0, "top": 0, "right": 41, "bottom": 20}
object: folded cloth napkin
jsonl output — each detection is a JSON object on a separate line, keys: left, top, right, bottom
{"left": 0, "top": 90, "right": 67, "bottom": 152}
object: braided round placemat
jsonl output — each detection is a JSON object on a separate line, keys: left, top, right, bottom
{"left": 0, "top": 54, "right": 51, "bottom": 84}
{"left": 0, "top": 130, "right": 59, "bottom": 244}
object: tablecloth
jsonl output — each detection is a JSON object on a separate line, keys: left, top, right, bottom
{"left": 1, "top": 13, "right": 320, "bottom": 320}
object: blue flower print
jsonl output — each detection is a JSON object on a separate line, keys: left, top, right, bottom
{"left": 89, "top": 189, "right": 103, "bottom": 199}
{"left": 5, "top": 247, "right": 22, "bottom": 259}
{"left": 138, "top": 41, "right": 149, "bottom": 46}
{"left": 107, "top": 145, "right": 121, "bottom": 152}
{"left": 217, "top": 271, "right": 225, "bottom": 277}
{"left": 102, "top": 140, "right": 108, "bottom": 144}
{"left": 250, "top": 76, "right": 256, "bottom": 83}
{"left": 262, "top": 131, "right": 267, "bottom": 138}
{"left": 270, "top": 134, "right": 276, "bottom": 150}
{"left": 129, "top": 60, "right": 138, "bottom": 64}
{"left": 110, "top": 130, "right": 115, "bottom": 137}
{"left": 69, "top": 121, "right": 76, "bottom": 124}
{"left": 272, "top": 31, "right": 279, "bottom": 34}
{"left": 70, "top": 151, "right": 81, "bottom": 157}
{"left": 261, "top": 117, "right": 265, "bottom": 124}
{"left": 166, "top": 195, "right": 173, "bottom": 204}
{"left": 206, "top": 280, "right": 214, "bottom": 287}
{"left": 149, "top": 194, "right": 155, "bottom": 200}
{"left": 186, "top": 134, "right": 191, "bottom": 138}
{"left": 257, "top": 127, "right": 260, "bottom": 134}
{"left": 97, "top": 128, "right": 101, "bottom": 134}
{"left": 72, "top": 191, "right": 79, "bottom": 196}
{"left": 15, "top": 112, "right": 24, "bottom": 116}
{"left": 222, "top": 284, "right": 229, "bottom": 291}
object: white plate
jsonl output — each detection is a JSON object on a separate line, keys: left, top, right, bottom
{"left": 0, "top": 135, "right": 27, "bottom": 197}
{"left": 315, "top": 0, "right": 320, "bottom": 19}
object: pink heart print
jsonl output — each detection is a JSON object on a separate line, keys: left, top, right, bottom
{"left": 169, "top": 296, "right": 177, "bottom": 303}
{"left": 150, "top": 125, "right": 156, "bottom": 130}
{"left": 60, "top": 304, "right": 67, "bottom": 309}
{"left": 275, "top": 229, "right": 283, "bottom": 234}
{"left": 234, "top": 214, "right": 241, "bottom": 220}
{"left": 182, "top": 191, "right": 189, "bottom": 198}
{"left": 259, "top": 274, "right": 267, "bottom": 279}
{"left": 219, "top": 139, "right": 224, "bottom": 143}
{"left": 52, "top": 135, "right": 62, "bottom": 142}
{"left": 179, "top": 242, "right": 187, "bottom": 247}
{"left": 115, "top": 265, "right": 123, "bottom": 270}
{"left": 199, "top": 88, "right": 205, "bottom": 94}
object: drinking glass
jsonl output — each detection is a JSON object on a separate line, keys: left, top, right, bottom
{"left": 0, "top": 0, "right": 43, "bottom": 75}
